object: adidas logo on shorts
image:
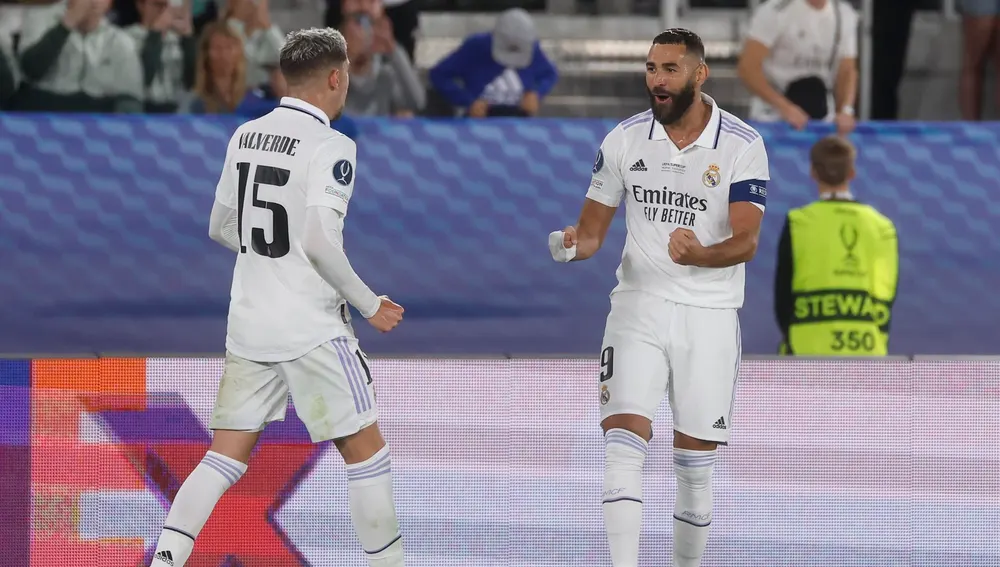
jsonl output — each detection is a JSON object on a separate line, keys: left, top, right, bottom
{"left": 712, "top": 416, "right": 727, "bottom": 430}
{"left": 155, "top": 550, "right": 175, "bottom": 566}
{"left": 629, "top": 159, "right": 648, "bottom": 172}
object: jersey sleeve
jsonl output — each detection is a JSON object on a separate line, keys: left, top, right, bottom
{"left": 746, "top": 2, "right": 781, "bottom": 49}
{"left": 214, "top": 138, "right": 238, "bottom": 210}
{"left": 584, "top": 127, "right": 627, "bottom": 207}
{"left": 839, "top": 3, "right": 859, "bottom": 60}
{"left": 729, "top": 136, "right": 770, "bottom": 211}
{"left": 306, "top": 136, "right": 358, "bottom": 216}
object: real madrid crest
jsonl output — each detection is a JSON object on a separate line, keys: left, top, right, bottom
{"left": 600, "top": 384, "right": 610, "bottom": 405}
{"left": 702, "top": 164, "right": 721, "bottom": 188}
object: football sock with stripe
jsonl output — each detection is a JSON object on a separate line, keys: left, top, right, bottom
{"left": 673, "top": 448, "right": 716, "bottom": 567}
{"left": 602, "top": 428, "right": 648, "bottom": 567}
{"left": 149, "top": 451, "right": 247, "bottom": 567}
{"left": 346, "top": 445, "right": 405, "bottom": 566}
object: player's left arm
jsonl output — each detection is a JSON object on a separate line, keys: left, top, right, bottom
{"left": 301, "top": 137, "right": 383, "bottom": 319}
{"left": 689, "top": 137, "right": 768, "bottom": 268}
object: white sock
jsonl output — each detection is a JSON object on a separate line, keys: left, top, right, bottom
{"left": 346, "top": 445, "right": 405, "bottom": 567}
{"left": 672, "top": 448, "right": 716, "bottom": 567}
{"left": 149, "top": 451, "right": 247, "bottom": 567}
{"left": 602, "top": 428, "right": 648, "bottom": 567}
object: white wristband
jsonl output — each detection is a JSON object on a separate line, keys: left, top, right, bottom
{"left": 548, "top": 231, "right": 577, "bottom": 263}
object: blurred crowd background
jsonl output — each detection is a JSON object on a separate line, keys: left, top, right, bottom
{"left": 2, "top": 0, "right": 998, "bottom": 358}
{"left": 0, "top": 0, "right": 986, "bottom": 127}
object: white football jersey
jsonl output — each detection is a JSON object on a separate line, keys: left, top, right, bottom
{"left": 214, "top": 97, "right": 359, "bottom": 362}
{"left": 586, "top": 94, "right": 770, "bottom": 309}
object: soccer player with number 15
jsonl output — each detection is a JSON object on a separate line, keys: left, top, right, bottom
{"left": 148, "top": 28, "right": 407, "bottom": 567}
{"left": 549, "top": 29, "right": 769, "bottom": 567}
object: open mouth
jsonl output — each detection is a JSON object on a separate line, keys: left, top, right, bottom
{"left": 654, "top": 94, "right": 671, "bottom": 104}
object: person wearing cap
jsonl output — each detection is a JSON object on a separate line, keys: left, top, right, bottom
{"left": 429, "top": 7, "right": 558, "bottom": 118}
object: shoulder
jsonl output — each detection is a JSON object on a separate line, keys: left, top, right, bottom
{"left": 600, "top": 110, "right": 652, "bottom": 156}
{"left": 310, "top": 129, "right": 356, "bottom": 161}
{"left": 121, "top": 24, "right": 146, "bottom": 40}
{"left": 717, "top": 109, "right": 764, "bottom": 152}
{"left": 461, "top": 33, "right": 492, "bottom": 52}
{"left": 616, "top": 109, "right": 654, "bottom": 134}
{"left": 863, "top": 204, "right": 895, "bottom": 227}
{"left": 23, "top": 3, "right": 63, "bottom": 26}
{"left": 752, "top": 0, "right": 792, "bottom": 16}
{"left": 787, "top": 202, "right": 815, "bottom": 221}
{"left": 610, "top": 109, "right": 654, "bottom": 148}
{"left": 836, "top": 0, "right": 859, "bottom": 18}
{"left": 837, "top": 0, "right": 860, "bottom": 28}
{"left": 107, "top": 24, "right": 141, "bottom": 50}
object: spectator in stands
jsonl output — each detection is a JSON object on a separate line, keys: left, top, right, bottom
{"left": 189, "top": 21, "right": 250, "bottom": 113}
{"left": 428, "top": 8, "right": 558, "bottom": 118}
{"left": 958, "top": 0, "right": 1000, "bottom": 119}
{"left": 125, "top": 0, "right": 197, "bottom": 113}
{"left": 15, "top": 0, "right": 144, "bottom": 112}
{"left": 221, "top": 0, "right": 284, "bottom": 88}
{"left": 325, "top": 0, "right": 418, "bottom": 61}
{"left": 0, "top": 36, "right": 17, "bottom": 109}
{"left": 340, "top": 7, "right": 424, "bottom": 116}
{"left": 870, "top": 0, "right": 918, "bottom": 120}
{"left": 737, "top": 0, "right": 858, "bottom": 135}
{"left": 774, "top": 136, "right": 898, "bottom": 356}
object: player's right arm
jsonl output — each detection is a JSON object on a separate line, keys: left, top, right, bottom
{"left": 301, "top": 137, "right": 403, "bottom": 333}
{"left": 208, "top": 138, "right": 242, "bottom": 253}
{"left": 549, "top": 128, "right": 624, "bottom": 262}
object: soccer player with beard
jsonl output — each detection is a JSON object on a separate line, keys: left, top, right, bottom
{"left": 548, "top": 29, "right": 769, "bottom": 567}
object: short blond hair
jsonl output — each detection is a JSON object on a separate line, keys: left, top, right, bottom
{"left": 810, "top": 136, "right": 856, "bottom": 186}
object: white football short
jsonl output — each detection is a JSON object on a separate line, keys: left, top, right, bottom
{"left": 598, "top": 290, "right": 742, "bottom": 443}
{"left": 209, "top": 337, "right": 378, "bottom": 443}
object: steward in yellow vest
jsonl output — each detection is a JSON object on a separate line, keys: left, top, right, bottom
{"left": 774, "top": 136, "right": 898, "bottom": 355}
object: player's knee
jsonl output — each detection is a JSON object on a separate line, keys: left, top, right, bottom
{"left": 673, "top": 430, "right": 718, "bottom": 451}
{"left": 604, "top": 428, "right": 649, "bottom": 469}
{"left": 334, "top": 422, "right": 386, "bottom": 465}
{"left": 208, "top": 429, "right": 262, "bottom": 464}
{"left": 673, "top": 448, "right": 716, "bottom": 527}
{"left": 603, "top": 428, "right": 647, "bottom": 504}
{"left": 601, "top": 414, "right": 652, "bottom": 442}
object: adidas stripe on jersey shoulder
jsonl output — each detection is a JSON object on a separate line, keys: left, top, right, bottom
{"left": 618, "top": 109, "right": 653, "bottom": 132}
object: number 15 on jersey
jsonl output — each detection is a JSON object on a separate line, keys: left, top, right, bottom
{"left": 236, "top": 161, "right": 292, "bottom": 259}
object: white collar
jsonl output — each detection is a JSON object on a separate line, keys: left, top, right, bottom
{"left": 819, "top": 190, "right": 854, "bottom": 201}
{"left": 277, "top": 97, "right": 330, "bottom": 127}
{"left": 648, "top": 93, "right": 722, "bottom": 150}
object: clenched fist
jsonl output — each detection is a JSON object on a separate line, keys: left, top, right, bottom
{"left": 548, "top": 226, "right": 577, "bottom": 262}
{"left": 367, "top": 296, "right": 404, "bottom": 333}
{"left": 667, "top": 228, "right": 705, "bottom": 266}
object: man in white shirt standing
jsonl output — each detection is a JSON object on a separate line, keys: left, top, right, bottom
{"left": 737, "top": 0, "right": 859, "bottom": 135}
{"left": 148, "top": 28, "right": 406, "bottom": 567}
{"left": 549, "top": 28, "right": 768, "bottom": 567}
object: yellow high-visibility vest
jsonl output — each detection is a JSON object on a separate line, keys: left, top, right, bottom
{"left": 785, "top": 200, "right": 898, "bottom": 355}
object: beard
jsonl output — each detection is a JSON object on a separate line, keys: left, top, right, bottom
{"left": 647, "top": 79, "right": 698, "bottom": 125}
